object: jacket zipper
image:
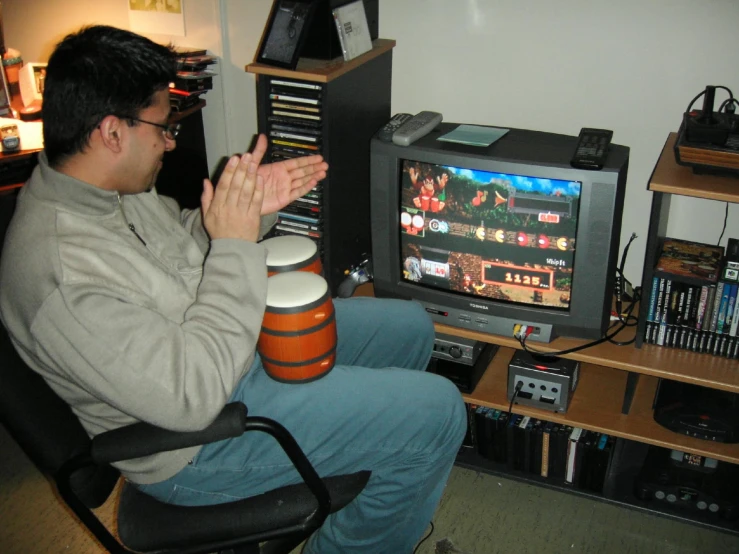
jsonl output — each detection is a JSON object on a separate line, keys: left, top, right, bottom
{"left": 117, "top": 193, "right": 147, "bottom": 246}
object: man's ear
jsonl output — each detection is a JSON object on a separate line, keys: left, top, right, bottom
{"left": 98, "top": 115, "right": 125, "bottom": 153}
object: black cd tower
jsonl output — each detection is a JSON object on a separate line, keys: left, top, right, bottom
{"left": 247, "top": 40, "right": 394, "bottom": 295}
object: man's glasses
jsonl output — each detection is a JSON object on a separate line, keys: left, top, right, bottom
{"left": 126, "top": 117, "right": 181, "bottom": 140}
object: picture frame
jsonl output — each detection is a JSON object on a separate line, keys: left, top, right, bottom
{"left": 256, "top": 0, "right": 318, "bottom": 70}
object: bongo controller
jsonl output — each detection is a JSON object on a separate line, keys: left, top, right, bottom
{"left": 337, "top": 257, "right": 373, "bottom": 298}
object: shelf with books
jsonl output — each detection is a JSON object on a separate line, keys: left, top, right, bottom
{"left": 641, "top": 237, "right": 738, "bottom": 357}
{"left": 462, "top": 346, "right": 739, "bottom": 464}
{"left": 637, "top": 133, "right": 739, "bottom": 349}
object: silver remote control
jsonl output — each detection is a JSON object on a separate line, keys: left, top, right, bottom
{"left": 377, "top": 113, "right": 413, "bottom": 142}
{"left": 392, "top": 111, "right": 443, "bottom": 146}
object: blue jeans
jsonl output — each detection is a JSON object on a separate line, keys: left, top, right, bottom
{"left": 137, "top": 297, "right": 467, "bottom": 554}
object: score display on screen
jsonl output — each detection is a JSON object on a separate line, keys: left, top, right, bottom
{"left": 482, "top": 262, "right": 553, "bottom": 291}
{"left": 399, "top": 159, "right": 581, "bottom": 311}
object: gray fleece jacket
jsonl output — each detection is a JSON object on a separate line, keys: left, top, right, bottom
{"left": 0, "top": 153, "right": 276, "bottom": 484}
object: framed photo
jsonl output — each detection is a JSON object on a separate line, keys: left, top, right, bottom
{"left": 256, "top": 0, "right": 318, "bottom": 70}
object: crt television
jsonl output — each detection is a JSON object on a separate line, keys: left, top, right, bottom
{"left": 369, "top": 123, "right": 629, "bottom": 342}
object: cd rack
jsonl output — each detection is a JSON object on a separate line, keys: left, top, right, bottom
{"left": 265, "top": 77, "right": 325, "bottom": 248}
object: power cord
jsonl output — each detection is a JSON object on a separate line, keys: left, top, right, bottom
{"left": 615, "top": 232, "right": 638, "bottom": 325}
{"left": 516, "top": 301, "right": 637, "bottom": 358}
{"left": 507, "top": 380, "right": 523, "bottom": 418}
{"left": 685, "top": 85, "right": 734, "bottom": 114}
{"left": 413, "top": 520, "right": 435, "bottom": 554}
{"left": 514, "top": 231, "right": 641, "bottom": 356}
{"left": 717, "top": 202, "right": 729, "bottom": 246}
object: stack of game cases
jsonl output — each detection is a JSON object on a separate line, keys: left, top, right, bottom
{"left": 464, "top": 404, "right": 615, "bottom": 494}
{"left": 263, "top": 76, "right": 324, "bottom": 243}
{"left": 169, "top": 46, "right": 217, "bottom": 112}
{"left": 643, "top": 237, "right": 739, "bottom": 358}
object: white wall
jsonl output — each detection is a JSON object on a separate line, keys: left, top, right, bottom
{"left": 378, "top": 0, "right": 739, "bottom": 285}
{"left": 4, "top": 0, "right": 739, "bottom": 285}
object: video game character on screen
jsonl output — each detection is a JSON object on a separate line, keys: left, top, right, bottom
{"left": 399, "top": 159, "right": 582, "bottom": 310}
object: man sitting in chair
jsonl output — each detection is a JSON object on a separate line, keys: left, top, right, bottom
{"left": 0, "top": 25, "right": 466, "bottom": 554}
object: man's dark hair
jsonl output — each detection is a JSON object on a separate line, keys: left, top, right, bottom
{"left": 43, "top": 25, "right": 177, "bottom": 167}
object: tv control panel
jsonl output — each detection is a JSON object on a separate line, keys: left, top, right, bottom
{"left": 422, "top": 301, "right": 555, "bottom": 343}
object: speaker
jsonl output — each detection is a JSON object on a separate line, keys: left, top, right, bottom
{"left": 301, "top": 0, "right": 379, "bottom": 60}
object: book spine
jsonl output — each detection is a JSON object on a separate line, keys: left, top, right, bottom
{"left": 700, "top": 286, "right": 717, "bottom": 352}
{"left": 731, "top": 289, "right": 739, "bottom": 337}
{"left": 665, "top": 281, "right": 681, "bottom": 347}
{"left": 657, "top": 279, "right": 672, "bottom": 346}
{"left": 463, "top": 403, "right": 478, "bottom": 449}
{"left": 647, "top": 276, "right": 659, "bottom": 323}
{"left": 709, "top": 281, "right": 725, "bottom": 333}
{"left": 644, "top": 277, "right": 659, "bottom": 344}
{"left": 541, "top": 422, "right": 553, "bottom": 478}
{"left": 716, "top": 283, "right": 732, "bottom": 334}
{"left": 724, "top": 284, "right": 738, "bottom": 336}
{"left": 565, "top": 427, "right": 583, "bottom": 485}
{"left": 695, "top": 285, "right": 709, "bottom": 331}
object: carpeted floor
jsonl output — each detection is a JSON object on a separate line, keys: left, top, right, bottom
{"left": 2, "top": 422, "right": 739, "bottom": 554}
{"left": 412, "top": 466, "right": 739, "bottom": 554}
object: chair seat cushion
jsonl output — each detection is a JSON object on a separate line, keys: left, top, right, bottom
{"left": 117, "top": 470, "right": 371, "bottom": 552}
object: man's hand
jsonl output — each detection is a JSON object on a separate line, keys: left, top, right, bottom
{"left": 201, "top": 151, "right": 264, "bottom": 242}
{"left": 251, "top": 134, "right": 328, "bottom": 215}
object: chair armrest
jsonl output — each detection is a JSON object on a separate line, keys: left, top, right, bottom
{"left": 91, "top": 402, "right": 247, "bottom": 464}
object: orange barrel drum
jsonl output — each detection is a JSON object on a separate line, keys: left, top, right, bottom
{"left": 262, "top": 235, "right": 322, "bottom": 276}
{"left": 257, "top": 271, "right": 337, "bottom": 383}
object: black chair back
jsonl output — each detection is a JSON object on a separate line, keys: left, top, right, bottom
{"left": 0, "top": 188, "right": 119, "bottom": 508}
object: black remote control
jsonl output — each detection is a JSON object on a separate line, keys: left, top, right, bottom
{"left": 570, "top": 128, "right": 613, "bottom": 170}
{"left": 377, "top": 113, "right": 413, "bottom": 142}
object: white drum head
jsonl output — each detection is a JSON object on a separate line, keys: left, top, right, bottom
{"left": 263, "top": 235, "right": 318, "bottom": 266}
{"left": 266, "top": 272, "right": 328, "bottom": 308}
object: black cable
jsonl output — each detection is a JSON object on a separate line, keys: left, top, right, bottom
{"left": 717, "top": 202, "right": 729, "bottom": 246}
{"left": 686, "top": 86, "right": 734, "bottom": 113}
{"left": 719, "top": 98, "right": 739, "bottom": 114}
{"left": 616, "top": 233, "right": 638, "bottom": 322}
{"left": 413, "top": 520, "right": 435, "bottom": 554}
{"left": 517, "top": 296, "right": 638, "bottom": 357}
{"left": 507, "top": 381, "right": 523, "bottom": 418}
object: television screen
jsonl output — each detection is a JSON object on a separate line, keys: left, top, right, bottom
{"left": 399, "top": 159, "right": 581, "bottom": 312}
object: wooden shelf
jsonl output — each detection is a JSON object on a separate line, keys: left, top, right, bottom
{"left": 436, "top": 321, "right": 739, "bottom": 393}
{"left": 465, "top": 347, "right": 739, "bottom": 464}
{"left": 246, "top": 39, "right": 395, "bottom": 83}
{"left": 649, "top": 133, "right": 739, "bottom": 203}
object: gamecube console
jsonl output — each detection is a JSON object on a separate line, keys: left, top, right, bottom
{"left": 507, "top": 350, "right": 580, "bottom": 413}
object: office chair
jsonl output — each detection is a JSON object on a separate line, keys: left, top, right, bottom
{"left": 0, "top": 189, "right": 370, "bottom": 553}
